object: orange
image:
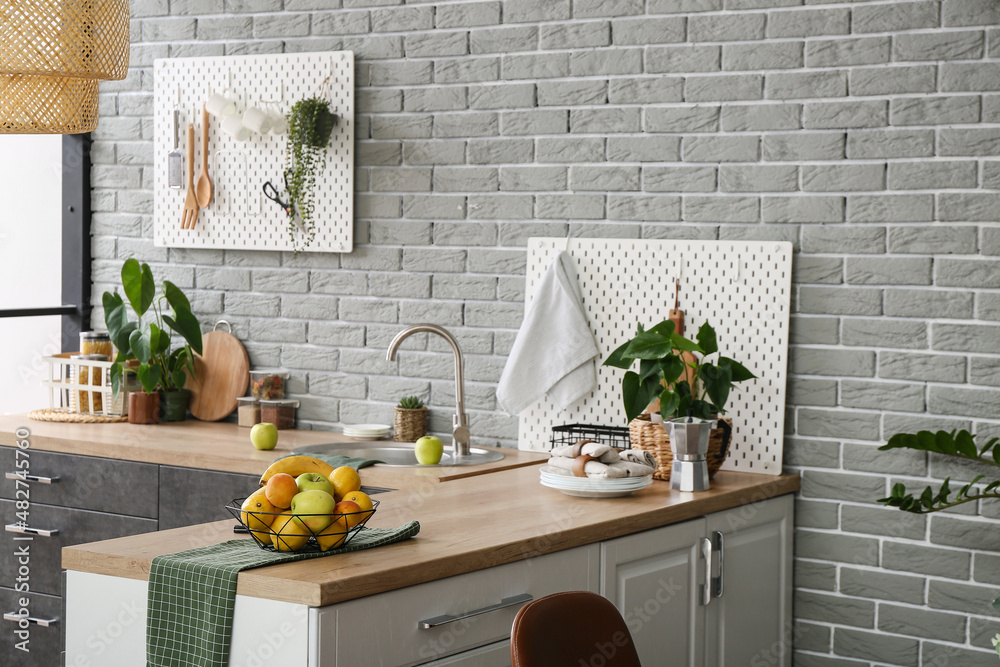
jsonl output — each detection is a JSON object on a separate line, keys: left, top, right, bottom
{"left": 330, "top": 466, "right": 361, "bottom": 501}
{"left": 264, "top": 472, "right": 298, "bottom": 509}
{"left": 271, "top": 510, "right": 310, "bottom": 552}
{"left": 340, "top": 490, "right": 374, "bottom": 525}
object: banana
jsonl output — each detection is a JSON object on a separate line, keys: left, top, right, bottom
{"left": 259, "top": 455, "right": 335, "bottom": 487}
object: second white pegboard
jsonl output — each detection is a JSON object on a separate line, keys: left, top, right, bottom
{"left": 518, "top": 238, "right": 792, "bottom": 476}
{"left": 153, "top": 51, "right": 354, "bottom": 253}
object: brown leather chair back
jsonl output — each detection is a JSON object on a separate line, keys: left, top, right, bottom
{"left": 510, "top": 591, "right": 642, "bottom": 667}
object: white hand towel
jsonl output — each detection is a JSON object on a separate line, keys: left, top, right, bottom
{"left": 496, "top": 251, "right": 599, "bottom": 415}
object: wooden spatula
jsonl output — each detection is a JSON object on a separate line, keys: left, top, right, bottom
{"left": 195, "top": 105, "right": 213, "bottom": 208}
{"left": 181, "top": 123, "right": 199, "bottom": 229}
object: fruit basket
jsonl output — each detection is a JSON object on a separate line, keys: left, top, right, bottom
{"left": 226, "top": 497, "right": 379, "bottom": 553}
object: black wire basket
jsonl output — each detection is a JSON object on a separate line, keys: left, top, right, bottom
{"left": 549, "top": 423, "right": 632, "bottom": 451}
{"left": 226, "top": 497, "right": 379, "bottom": 553}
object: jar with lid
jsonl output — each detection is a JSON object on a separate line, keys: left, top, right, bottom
{"left": 249, "top": 370, "right": 289, "bottom": 400}
{"left": 237, "top": 397, "right": 260, "bottom": 428}
{"left": 80, "top": 331, "right": 113, "bottom": 358}
{"left": 260, "top": 399, "right": 299, "bottom": 430}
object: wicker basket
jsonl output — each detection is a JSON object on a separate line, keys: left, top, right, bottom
{"left": 393, "top": 407, "right": 428, "bottom": 442}
{"left": 628, "top": 415, "right": 733, "bottom": 482}
{"left": 0, "top": 0, "right": 130, "bottom": 80}
{"left": 0, "top": 74, "right": 100, "bottom": 134}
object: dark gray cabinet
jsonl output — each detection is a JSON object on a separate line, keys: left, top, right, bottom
{"left": 0, "top": 445, "right": 264, "bottom": 666}
{"left": 158, "top": 465, "right": 258, "bottom": 530}
{"left": 0, "top": 586, "right": 62, "bottom": 667}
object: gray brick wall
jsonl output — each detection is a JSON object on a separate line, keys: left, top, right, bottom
{"left": 95, "top": 1, "right": 1000, "bottom": 664}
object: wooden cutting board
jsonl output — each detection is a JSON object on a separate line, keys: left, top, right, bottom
{"left": 188, "top": 326, "right": 249, "bottom": 421}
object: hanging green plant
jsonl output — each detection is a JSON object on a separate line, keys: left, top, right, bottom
{"left": 284, "top": 96, "right": 336, "bottom": 252}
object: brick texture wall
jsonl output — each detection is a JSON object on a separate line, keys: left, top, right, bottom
{"left": 95, "top": 1, "right": 1000, "bottom": 664}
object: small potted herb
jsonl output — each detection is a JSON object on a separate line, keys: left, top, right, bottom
{"left": 603, "top": 319, "right": 755, "bottom": 479}
{"left": 283, "top": 96, "right": 336, "bottom": 252}
{"left": 394, "top": 396, "right": 427, "bottom": 443}
{"left": 103, "top": 259, "right": 203, "bottom": 424}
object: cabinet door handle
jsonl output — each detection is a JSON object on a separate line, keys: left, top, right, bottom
{"left": 3, "top": 612, "right": 59, "bottom": 627}
{"left": 5, "top": 523, "right": 59, "bottom": 537}
{"left": 5, "top": 472, "right": 60, "bottom": 484}
{"left": 712, "top": 530, "right": 724, "bottom": 599}
{"left": 700, "top": 536, "right": 713, "bottom": 607}
{"left": 418, "top": 593, "right": 533, "bottom": 629}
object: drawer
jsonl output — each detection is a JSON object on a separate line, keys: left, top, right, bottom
{"left": 419, "top": 639, "right": 510, "bottom": 666}
{"left": 0, "top": 447, "right": 158, "bottom": 518}
{"left": 1, "top": 500, "right": 156, "bottom": 596}
{"left": 0, "top": 585, "right": 63, "bottom": 667}
{"left": 311, "top": 543, "right": 600, "bottom": 667}
{"left": 158, "top": 466, "right": 260, "bottom": 530}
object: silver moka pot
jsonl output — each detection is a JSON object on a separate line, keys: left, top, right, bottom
{"left": 667, "top": 415, "right": 732, "bottom": 492}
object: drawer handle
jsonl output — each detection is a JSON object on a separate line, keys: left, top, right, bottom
{"left": 5, "top": 472, "right": 60, "bottom": 484}
{"left": 5, "top": 523, "right": 59, "bottom": 537}
{"left": 3, "top": 612, "right": 59, "bottom": 627}
{"left": 700, "top": 536, "right": 712, "bottom": 607}
{"left": 419, "top": 593, "right": 533, "bottom": 629}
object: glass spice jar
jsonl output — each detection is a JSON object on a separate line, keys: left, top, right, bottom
{"left": 237, "top": 397, "right": 260, "bottom": 428}
{"left": 248, "top": 370, "right": 289, "bottom": 400}
{"left": 71, "top": 354, "right": 108, "bottom": 414}
{"left": 260, "top": 399, "right": 298, "bottom": 430}
{"left": 80, "top": 331, "right": 113, "bottom": 358}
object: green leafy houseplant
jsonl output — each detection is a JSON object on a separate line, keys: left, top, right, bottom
{"left": 876, "top": 429, "right": 1000, "bottom": 638}
{"left": 102, "top": 258, "right": 203, "bottom": 398}
{"left": 398, "top": 396, "right": 424, "bottom": 410}
{"left": 284, "top": 97, "right": 336, "bottom": 252}
{"left": 603, "top": 319, "right": 755, "bottom": 423}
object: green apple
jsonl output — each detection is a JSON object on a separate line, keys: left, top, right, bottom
{"left": 250, "top": 422, "right": 278, "bottom": 450}
{"left": 290, "top": 489, "right": 336, "bottom": 533}
{"left": 297, "top": 472, "right": 335, "bottom": 497}
{"left": 414, "top": 435, "right": 444, "bottom": 465}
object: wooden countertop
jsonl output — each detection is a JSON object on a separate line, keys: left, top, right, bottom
{"left": 62, "top": 465, "right": 800, "bottom": 607}
{"left": 0, "top": 414, "right": 547, "bottom": 489}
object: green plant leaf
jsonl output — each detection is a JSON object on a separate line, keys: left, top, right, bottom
{"left": 163, "top": 280, "right": 192, "bottom": 314}
{"left": 668, "top": 332, "right": 702, "bottom": 354}
{"left": 130, "top": 328, "right": 151, "bottom": 365}
{"left": 122, "top": 259, "right": 155, "bottom": 317}
{"left": 659, "top": 355, "right": 685, "bottom": 386}
{"left": 994, "top": 444, "right": 1000, "bottom": 466}
{"left": 718, "top": 356, "right": 756, "bottom": 382}
{"left": 110, "top": 363, "right": 122, "bottom": 401}
{"left": 955, "top": 430, "right": 978, "bottom": 458}
{"left": 638, "top": 358, "right": 661, "bottom": 383}
{"left": 624, "top": 329, "right": 675, "bottom": 359}
{"left": 659, "top": 390, "right": 680, "bottom": 418}
{"left": 136, "top": 364, "right": 161, "bottom": 394}
{"left": 696, "top": 322, "right": 717, "bottom": 356}
{"left": 622, "top": 371, "right": 662, "bottom": 423}
{"left": 646, "top": 319, "right": 675, "bottom": 336}
{"left": 700, "top": 363, "right": 732, "bottom": 414}
{"left": 162, "top": 311, "right": 203, "bottom": 356}
{"left": 603, "top": 340, "right": 635, "bottom": 369}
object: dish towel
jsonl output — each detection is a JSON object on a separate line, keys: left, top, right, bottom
{"left": 496, "top": 251, "right": 599, "bottom": 415}
{"left": 547, "top": 443, "right": 657, "bottom": 478}
{"left": 146, "top": 521, "right": 420, "bottom": 667}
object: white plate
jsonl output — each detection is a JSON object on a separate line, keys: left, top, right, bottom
{"left": 539, "top": 476, "right": 653, "bottom": 498}
{"left": 344, "top": 423, "right": 391, "bottom": 432}
{"left": 539, "top": 466, "right": 652, "bottom": 487}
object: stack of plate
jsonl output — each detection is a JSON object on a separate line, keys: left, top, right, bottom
{"left": 539, "top": 466, "right": 653, "bottom": 498}
{"left": 343, "top": 423, "right": 392, "bottom": 440}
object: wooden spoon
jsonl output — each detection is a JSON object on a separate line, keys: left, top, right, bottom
{"left": 195, "top": 105, "right": 213, "bottom": 208}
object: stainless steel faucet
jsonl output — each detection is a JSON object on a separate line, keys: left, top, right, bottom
{"left": 385, "top": 324, "right": 471, "bottom": 457}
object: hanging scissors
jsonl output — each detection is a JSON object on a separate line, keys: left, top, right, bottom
{"left": 262, "top": 175, "right": 294, "bottom": 217}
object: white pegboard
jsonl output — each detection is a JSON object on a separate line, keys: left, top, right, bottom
{"left": 518, "top": 238, "right": 792, "bottom": 476}
{"left": 153, "top": 52, "right": 353, "bottom": 252}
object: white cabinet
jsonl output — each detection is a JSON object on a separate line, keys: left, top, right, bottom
{"left": 602, "top": 495, "right": 793, "bottom": 667}
{"left": 309, "top": 543, "right": 600, "bottom": 667}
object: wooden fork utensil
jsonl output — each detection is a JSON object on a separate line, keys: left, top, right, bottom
{"left": 181, "top": 122, "right": 199, "bottom": 229}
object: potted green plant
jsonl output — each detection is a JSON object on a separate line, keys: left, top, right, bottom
{"left": 604, "top": 319, "right": 755, "bottom": 423}
{"left": 394, "top": 395, "right": 427, "bottom": 443}
{"left": 283, "top": 96, "right": 336, "bottom": 253}
{"left": 603, "top": 319, "right": 756, "bottom": 480}
{"left": 103, "top": 258, "right": 203, "bottom": 424}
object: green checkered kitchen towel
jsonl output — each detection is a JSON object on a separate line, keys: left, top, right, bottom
{"left": 146, "top": 520, "right": 419, "bottom": 667}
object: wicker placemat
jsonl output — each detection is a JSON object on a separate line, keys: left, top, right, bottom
{"left": 28, "top": 409, "right": 127, "bottom": 424}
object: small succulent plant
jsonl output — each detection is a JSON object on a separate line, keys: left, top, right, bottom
{"left": 397, "top": 396, "right": 424, "bottom": 410}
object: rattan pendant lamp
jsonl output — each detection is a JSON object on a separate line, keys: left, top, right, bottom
{"left": 0, "top": 0, "right": 130, "bottom": 134}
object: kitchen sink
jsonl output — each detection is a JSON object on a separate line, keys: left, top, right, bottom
{"left": 292, "top": 441, "right": 505, "bottom": 467}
